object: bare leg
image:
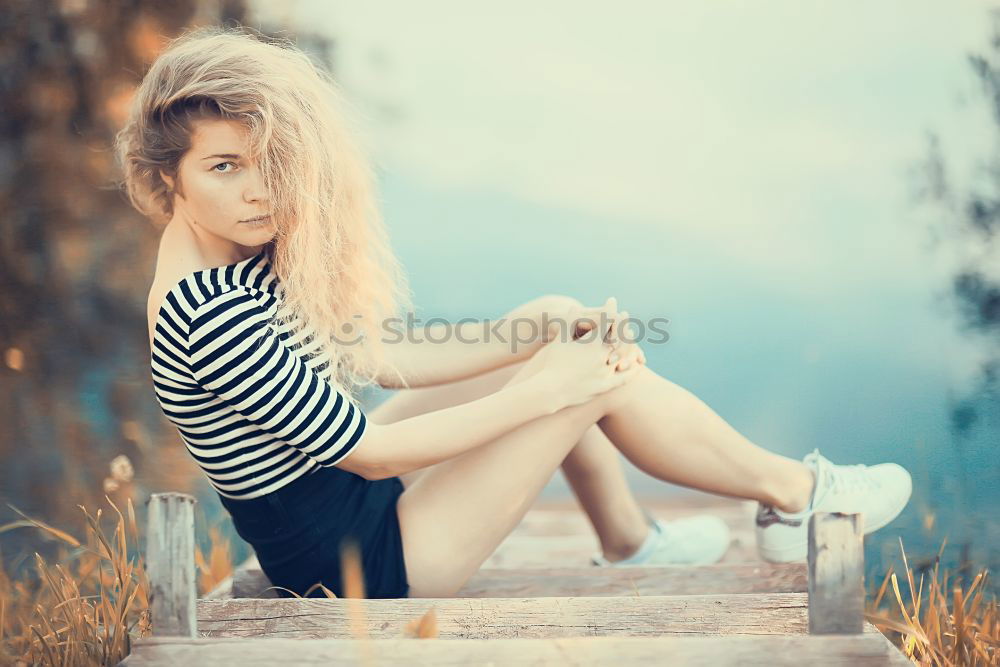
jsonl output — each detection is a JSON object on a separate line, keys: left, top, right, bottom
{"left": 396, "top": 361, "right": 626, "bottom": 596}
{"left": 370, "top": 358, "right": 651, "bottom": 562}
{"left": 594, "top": 366, "right": 816, "bottom": 513}
{"left": 560, "top": 426, "right": 653, "bottom": 561}
{"left": 395, "top": 363, "right": 816, "bottom": 596}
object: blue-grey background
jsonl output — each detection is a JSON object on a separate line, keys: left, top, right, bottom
{"left": 268, "top": 0, "right": 1000, "bottom": 581}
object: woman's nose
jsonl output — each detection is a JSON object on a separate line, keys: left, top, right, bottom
{"left": 244, "top": 167, "right": 268, "bottom": 202}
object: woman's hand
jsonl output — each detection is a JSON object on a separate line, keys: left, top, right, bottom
{"left": 604, "top": 308, "right": 646, "bottom": 371}
{"left": 542, "top": 298, "right": 647, "bottom": 370}
{"left": 529, "top": 297, "right": 645, "bottom": 409}
{"left": 541, "top": 299, "right": 616, "bottom": 343}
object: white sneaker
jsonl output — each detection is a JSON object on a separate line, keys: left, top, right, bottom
{"left": 756, "top": 448, "right": 913, "bottom": 563}
{"left": 591, "top": 514, "right": 731, "bottom": 567}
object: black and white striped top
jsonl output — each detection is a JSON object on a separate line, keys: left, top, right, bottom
{"left": 149, "top": 248, "right": 368, "bottom": 500}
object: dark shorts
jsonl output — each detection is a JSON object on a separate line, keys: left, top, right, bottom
{"left": 217, "top": 464, "right": 410, "bottom": 599}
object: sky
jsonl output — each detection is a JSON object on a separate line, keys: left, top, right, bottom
{"left": 249, "top": 2, "right": 999, "bottom": 520}
{"left": 257, "top": 0, "right": 996, "bottom": 296}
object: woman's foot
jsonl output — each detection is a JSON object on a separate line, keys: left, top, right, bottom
{"left": 755, "top": 448, "right": 912, "bottom": 563}
{"left": 591, "top": 513, "right": 731, "bottom": 567}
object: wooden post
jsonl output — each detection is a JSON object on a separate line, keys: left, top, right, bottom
{"left": 145, "top": 492, "right": 198, "bottom": 637}
{"left": 807, "top": 512, "right": 864, "bottom": 634}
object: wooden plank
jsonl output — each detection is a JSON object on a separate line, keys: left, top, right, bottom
{"left": 231, "top": 529, "right": 760, "bottom": 587}
{"left": 224, "top": 561, "right": 807, "bottom": 599}
{"left": 121, "top": 634, "right": 912, "bottom": 666}
{"left": 457, "top": 563, "right": 807, "bottom": 597}
{"left": 194, "top": 593, "right": 887, "bottom": 639}
{"left": 145, "top": 492, "right": 197, "bottom": 637}
{"left": 808, "top": 512, "right": 864, "bottom": 634}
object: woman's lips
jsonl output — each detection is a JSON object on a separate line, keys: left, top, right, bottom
{"left": 241, "top": 215, "right": 271, "bottom": 224}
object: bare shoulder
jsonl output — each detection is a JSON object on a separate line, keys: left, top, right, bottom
{"left": 146, "top": 277, "right": 173, "bottom": 338}
{"left": 147, "top": 263, "right": 180, "bottom": 351}
{"left": 146, "top": 231, "right": 204, "bottom": 349}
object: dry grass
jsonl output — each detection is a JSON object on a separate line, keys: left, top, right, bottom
{"left": 0, "top": 496, "right": 150, "bottom": 666}
{"left": 0, "top": 496, "right": 993, "bottom": 665}
{"left": 0, "top": 494, "right": 236, "bottom": 666}
{"left": 866, "top": 538, "right": 998, "bottom": 666}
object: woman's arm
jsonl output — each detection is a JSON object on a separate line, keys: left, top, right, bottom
{"left": 338, "top": 369, "right": 560, "bottom": 480}
{"left": 372, "top": 316, "right": 548, "bottom": 390}
{"left": 340, "top": 300, "right": 643, "bottom": 481}
{"left": 371, "top": 296, "right": 615, "bottom": 389}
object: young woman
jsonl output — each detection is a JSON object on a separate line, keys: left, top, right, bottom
{"left": 120, "top": 26, "right": 913, "bottom": 599}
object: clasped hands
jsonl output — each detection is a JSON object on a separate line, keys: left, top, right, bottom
{"left": 541, "top": 297, "right": 646, "bottom": 372}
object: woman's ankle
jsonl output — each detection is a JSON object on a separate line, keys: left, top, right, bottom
{"left": 598, "top": 511, "right": 652, "bottom": 562}
{"left": 761, "top": 462, "right": 816, "bottom": 513}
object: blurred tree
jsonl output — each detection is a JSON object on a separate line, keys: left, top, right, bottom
{"left": 0, "top": 0, "right": 336, "bottom": 576}
{"left": 917, "top": 9, "right": 1000, "bottom": 439}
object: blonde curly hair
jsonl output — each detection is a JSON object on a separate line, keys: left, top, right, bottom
{"left": 115, "top": 24, "right": 413, "bottom": 395}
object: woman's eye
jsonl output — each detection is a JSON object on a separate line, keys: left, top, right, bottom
{"left": 212, "top": 161, "right": 237, "bottom": 173}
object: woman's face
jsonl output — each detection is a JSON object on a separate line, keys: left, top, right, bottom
{"left": 161, "top": 118, "right": 275, "bottom": 245}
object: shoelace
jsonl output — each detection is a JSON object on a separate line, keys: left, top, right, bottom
{"left": 820, "top": 460, "right": 880, "bottom": 497}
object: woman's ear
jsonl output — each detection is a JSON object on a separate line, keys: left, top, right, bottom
{"left": 159, "top": 169, "right": 175, "bottom": 192}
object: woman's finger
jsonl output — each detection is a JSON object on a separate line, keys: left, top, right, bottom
{"left": 615, "top": 342, "right": 642, "bottom": 371}
{"left": 600, "top": 297, "right": 618, "bottom": 343}
{"left": 612, "top": 310, "right": 631, "bottom": 351}
{"left": 605, "top": 313, "right": 621, "bottom": 365}
{"left": 602, "top": 357, "right": 641, "bottom": 393}
{"left": 613, "top": 357, "right": 644, "bottom": 386}
{"left": 579, "top": 300, "right": 613, "bottom": 343}
{"left": 606, "top": 303, "right": 626, "bottom": 347}
{"left": 608, "top": 311, "right": 634, "bottom": 367}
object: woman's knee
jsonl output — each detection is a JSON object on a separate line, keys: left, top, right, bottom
{"left": 598, "top": 364, "right": 654, "bottom": 415}
{"left": 503, "top": 293, "right": 582, "bottom": 326}
{"left": 532, "top": 293, "right": 583, "bottom": 312}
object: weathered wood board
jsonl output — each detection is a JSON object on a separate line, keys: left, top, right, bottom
{"left": 194, "top": 593, "right": 885, "bottom": 639}
{"left": 121, "top": 634, "right": 912, "bottom": 666}
{"left": 226, "top": 561, "right": 807, "bottom": 599}
{"left": 129, "top": 496, "right": 909, "bottom": 666}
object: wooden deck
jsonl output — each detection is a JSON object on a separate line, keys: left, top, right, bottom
{"left": 120, "top": 494, "right": 910, "bottom": 665}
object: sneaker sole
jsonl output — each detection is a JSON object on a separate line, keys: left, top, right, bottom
{"left": 757, "top": 488, "right": 912, "bottom": 563}
{"left": 591, "top": 545, "right": 731, "bottom": 567}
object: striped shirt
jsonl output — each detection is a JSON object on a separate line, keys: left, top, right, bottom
{"left": 149, "top": 248, "right": 368, "bottom": 499}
